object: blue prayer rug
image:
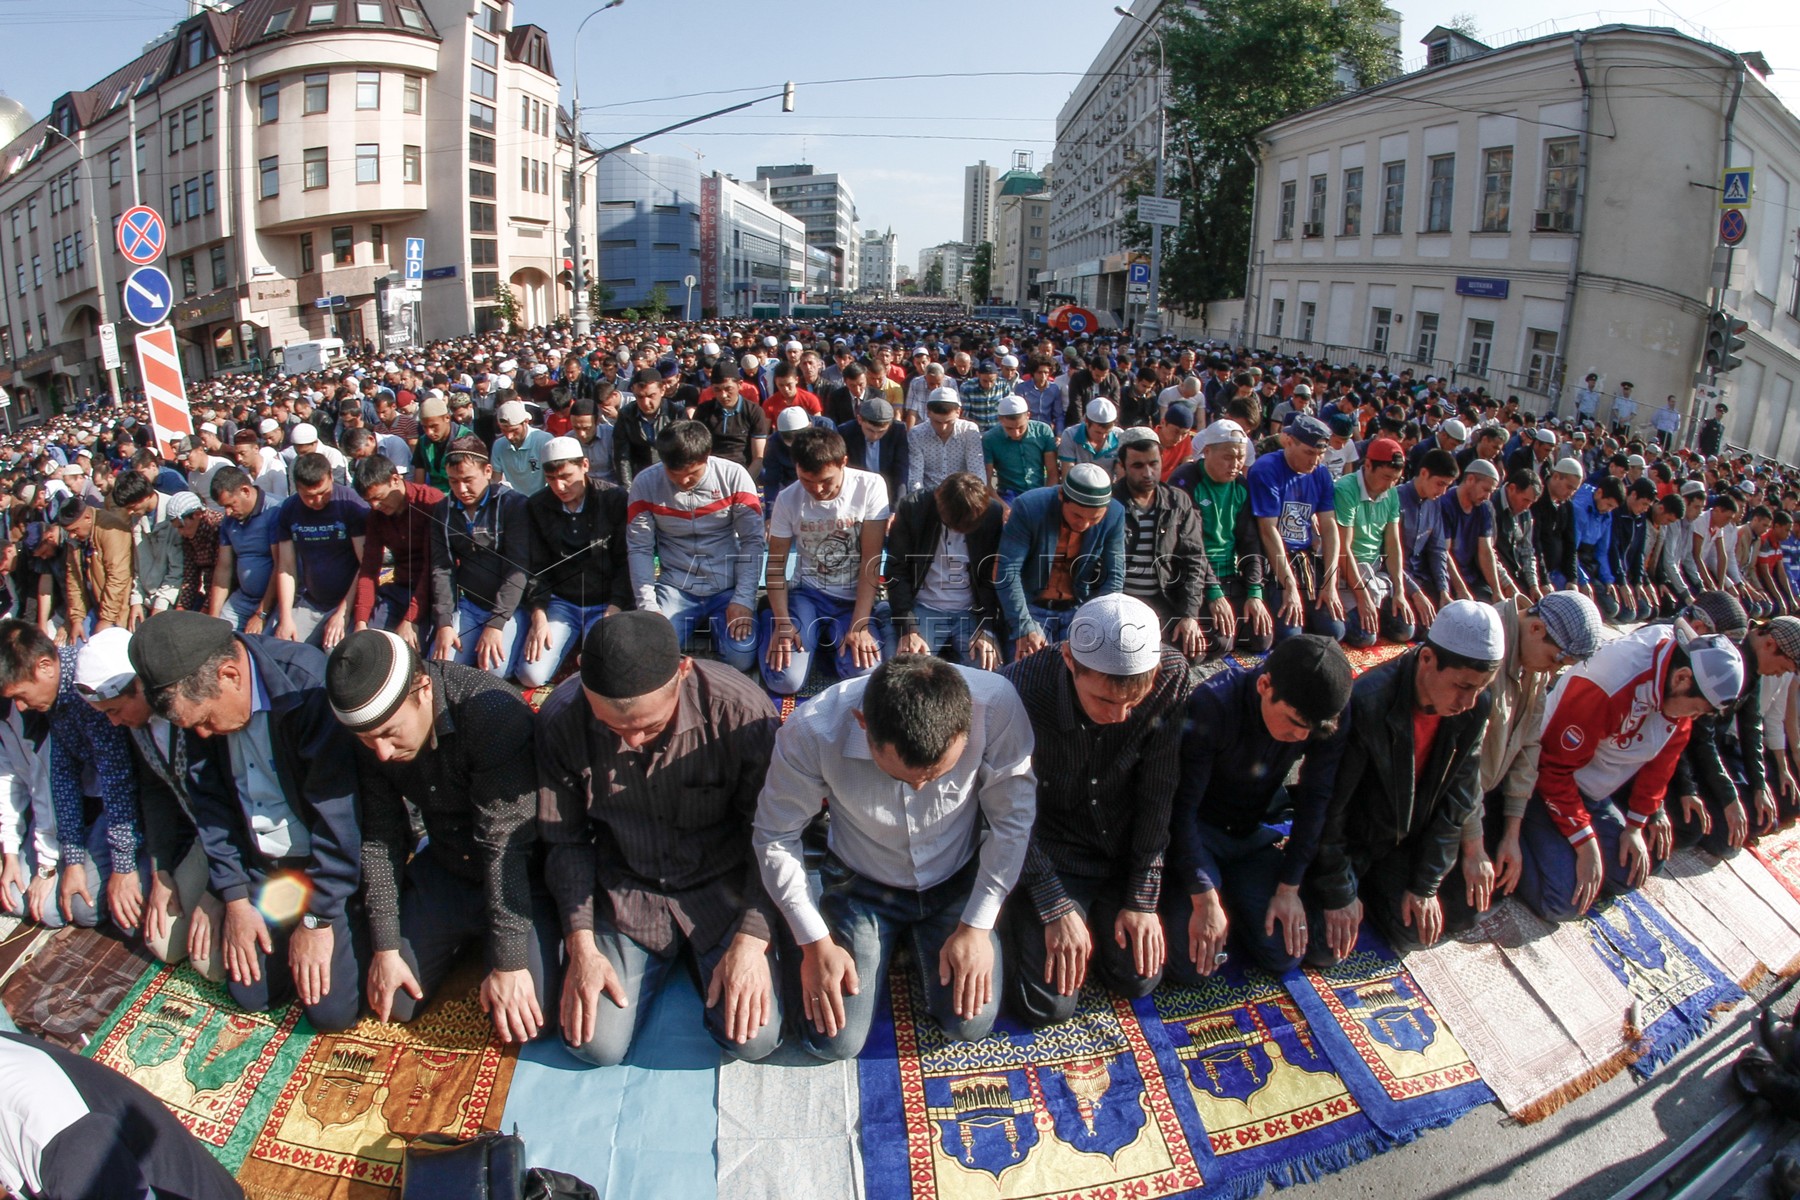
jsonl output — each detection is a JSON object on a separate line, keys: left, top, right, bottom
{"left": 1584, "top": 892, "right": 1745, "bottom": 1076}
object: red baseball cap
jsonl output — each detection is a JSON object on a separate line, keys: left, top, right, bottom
{"left": 1366, "top": 438, "right": 1405, "bottom": 468}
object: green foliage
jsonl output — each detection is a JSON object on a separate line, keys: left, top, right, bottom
{"left": 621, "top": 307, "right": 641, "bottom": 322}
{"left": 644, "top": 282, "right": 671, "bottom": 321}
{"left": 969, "top": 242, "right": 994, "bottom": 306}
{"left": 491, "top": 280, "right": 521, "bottom": 332}
{"left": 589, "top": 281, "right": 615, "bottom": 313}
{"left": 1122, "top": 0, "right": 1397, "bottom": 311}
{"left": 922, "top": 260, "right": 944, "bottom": 296}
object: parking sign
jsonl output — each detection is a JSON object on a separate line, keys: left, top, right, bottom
{"left": 404, "top": 237, "right": 425, "bottom": 291}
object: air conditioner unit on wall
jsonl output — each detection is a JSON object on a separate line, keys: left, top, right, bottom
{"left": 1302, "top": 222, "right": 1323, "bottom": 238}
{"left": 1532, "top": 209, "right": 1573, "bottom": 233}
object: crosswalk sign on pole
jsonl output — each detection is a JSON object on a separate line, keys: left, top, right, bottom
{"left": 134, "top": 325, "right": 193, "bottom": 456}
{"left": 1721, "top": 168, "right": 1753, "bottom": 208}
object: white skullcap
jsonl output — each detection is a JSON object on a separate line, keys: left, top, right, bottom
{"left": 1197, "top": 419, "right": 1249, "bottom": 449}
{"left": 1426, "top": 600, "right": 1505, "bottom": 662}
{"left": 543, "top": 436, "right": 584, "bottom": 464}
{"left": 1067, "top": 594, "right": 1163, "bottom": 677}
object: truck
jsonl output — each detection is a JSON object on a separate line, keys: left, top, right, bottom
{"left": 277, "top": 338, "right": 346, "bottom": 375}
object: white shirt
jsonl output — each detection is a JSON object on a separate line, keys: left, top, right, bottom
{"left": 916, "top": 527, "right": 974, "bottom": 612}
{"left": 0, "top": 1035, "right": 88, "bottom": 1195}
{"left": 753, "top": 667, "right": 1038, "bottom": 944}
{"left": 767, "top": 467, "right": 890, "bottom": 601}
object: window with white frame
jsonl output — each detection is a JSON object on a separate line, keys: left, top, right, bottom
{"left": 1270, "top": 297, "right": 1286, "bottom": 338}
{"left": 1342, "top": 168, "right": 1362, "bottom": 236}
{"left": 1413, "top": 311, "right": 1439, "bottom": 362}
{"left": 1465, "top": 319, "right": 1494, "bottom": 376}
{"left": 1425, "top": 155, "right": 1454, "bottom": 232}
{"left": 1480, "top": 148, "right": 1512, "bottom": 232}
{"left": 1370, "top": 307, "right": 1391, "bottom": 354}
{"left": 356, "top": 144, "right": 379, "bottom": 183}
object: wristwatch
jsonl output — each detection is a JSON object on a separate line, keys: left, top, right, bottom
{"left": 35, "top": 864, "right": 56, "bottom": 881}
{"left": 300, "top": 913, "right": 325, "bottom": 930}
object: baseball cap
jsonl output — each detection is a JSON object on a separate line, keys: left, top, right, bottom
{"left": 1285, "top": 413, "right": 1331, "bottom": 448}
{"left": 496, "top": 400, "right": 530, "bottom": 426}
{"left": 1678, "top": 625, "right": 1745, "bottom": 711}
{"left": 1365, "top": 437, "right": 1405, "bottom": 468}
{"left": 1197, "top": 419, "right": 1249, "bottom": 449}
{"left": 1531, "top": 592, "right": 1605, "bottom": 662}
{"left": 75, "top": 626, "right": 137, "bottom": 702}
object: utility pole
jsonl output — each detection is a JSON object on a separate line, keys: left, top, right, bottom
{"left": 1115, "top": 6, "right": 1167, "bottom": 340}
{"left": 567, "top": 0, "right": 625, "bottom": 338}
{"left": 46, "top": 126, "right": 122, "bottom": 405}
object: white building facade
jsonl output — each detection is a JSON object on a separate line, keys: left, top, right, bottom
{"left": 917, "top": 241, "right": 973, "bottom": 298}
{"left": 1249, "top": 24, "right": 1800, "bottom": 456}
{"left": 858, "top": 228, "right": 897, "bottom": 296}
{"left": 0, "top": 0, "right": 596, "bottom": 412}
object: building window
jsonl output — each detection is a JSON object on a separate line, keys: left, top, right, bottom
{"left": 264, "top": 8, "right": 292, "bottom": 35}
{"left": 1480, "top": 147, "right": 1512, "bottom": 232}
{"left": 332, "top": 225, "right": 353, "bottom": 266}
{"left": 1298, "top": 301, "right": 1316, "bottom": 341}
{"left": 469, "top": 168, "right": 494, "bottom": 196}
{"left": 179, "top": 255, "right": 196, "bottom": 297}
{"left": 136, "top": 137, "right": 146, "bottom": 175}
{"left": 471, "top": 35, "right": 498, "bottom": 67}
{"left": 470, "top": 237, "right": 497, "bottom": 266}
{"left": 469, "top": 132, "right": 495, "bottom": 164}
{"left": 1304, "top": 175, "right": 1326, "bottom": 236}
{"left": 521, "top": 156, "right": 531, "bottom": 192}
{"left": 185, "top": 28, "right": 206, "bottom": 70}
{"left": 470, "top": 65, "right": 497, "bottom": 101}
{"left": 260, "top": 156, "right": 280, "bottom": 198}
{"left": 403, "top": 74, "right": 421, "bottom": 113}
{"left": 521, "top": 95, "right": 531, "bottom": 130}
{"left": 355, "top": 70, "right": 380, "bottom": 110}
{"left": 25, "top": 199, "right": 34, "bottom": 230}
{"left": 1341, "top": 167, "right": 1362, "bottom": 236}
{"left": 403, "top": 145, "right": 421, "bottom": 183}
{"left": 1541, "top": 137, "right": 1578, "bottom": 224}
{"left": 469, "top": 102, "right": 495, "bottom": 132}
{"left": 1277, "top": 180, "right": 1296, "bottom": 239}
{"left": 472, "top": 270, "right": 498, "bottom": 300}
{"left": 201, "top": 97, "right": 215, "bottom": 140}
{"left": 1269, "top": 297, "right": 1285, "bottom": 338}
{"left": 474, "top": 2, "right": 500, "bottom": 32}
{"left": 355, "top": 0, "right": 381, "bottom": 20}
{"left": 184, "top": 104, "right": 199, "bottom": 147}
{"left": 304, "top": 146, "right": 328, "bottom": 190}
{"left": 169, "top": 184, "right": 183, "bottom": 223}
{"left": 1413, "top": 311, "right": 1440, "bottom": 362}
{"left": 299, "top": 232, "right": 314, "bottom": 272}
{"left": 1380, "top": 161, "right": 1404, "bottom": 234}
{"left": 370, "top": 223, "right": 385, "bottom": 259}
{"left": 1370, "top": 306, "right": 1391, "bottom": 354}
{"left": 1524, "top": 329, "right": 1560, "bottom": 391}
{"left": 167, "top": 113, "right": 180, "bottom": 152}
{"left": 211, "top": 245, "right": 228, "bottom": 289}
{"left": 470, "top": 201, "right": 495, "bottom": 232}
{"left": 107, "top": 147, "right": 122, "bottom": 187}
{"left": 184, "top": 177, "right": 201, "bottom": 220}
{"left": 397, "top": 6, "right": 422, "bottom": 29}
{"left": 356, "top": 143, "right": 379, "bottom": 183}
{"left": 260, "top": 82, "right": 280, "bottom": 123}
{"left": 1425, "top": 154, "right": 1454, "bottom": 233}
{"left": 304, "top": 73, "right": 328, "bottom": 113}
{"left": 203, "top": 171, "right": 216, "bottom": 212}
{"left": 1465, "top": 319, "right": 1494, "bottom": 376}
{"left": 307, "top": 1, "right": 335, "bottom": 24}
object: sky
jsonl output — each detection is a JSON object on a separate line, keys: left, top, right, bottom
{"left": 4, "top": 0, "right": 1799, "bottom": 276}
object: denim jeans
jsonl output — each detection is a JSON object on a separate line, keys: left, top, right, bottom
{"left": 228, "top": 874, "right": 365, "bottom": 1033}
{"left": 759, "top": 586, "right": 895, "bottom": 696}
{"left": 564, "top": 918, "right": 783, "bottom": 1067}
{"left": 1161, "top": 819, "right": 1320, "bottom": 976}
{"left": 362, "top": 584, "right": 419, "bottom": 634}
{"left": 1025, "top": 603, "right": 1079, "bottom": 649}
{"left": 222, "top": 588, "right": 261, "bottom": 631}
{"left": 384, "top": 844, "right": 564, "bottom": 1038}
{"left": 907, "top": 602, "right": 995, "bottom": 666}
{"left": 516, "top": 597, "right": 611, "bottom": 689}
{"left": 448, "top": 598, "right": 524, "bottom": 681}
{"left": 1338, "top": 570, "right": 1414, "bottom": 650}
{"left": 802, "top": 855, "right": 1002, "bottom": 1060}
{"left": 1514, "top": 789, "right": 1636, "bottom": 923}
{"left": 1264, "top": 553, "right": 1347, "bottom": 643}
{"left": 1004, "top": 876, "right": 1158, "bottom": 1029}
{"left": 1, "top": 840, "right": 99, "bottom": 929}
{"left": 649, "top": 583, "right": 758, "bottom": 672}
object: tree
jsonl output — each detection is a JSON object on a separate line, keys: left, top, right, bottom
{"left": 922, "top": 259, "right": 944, "bottom": 296}
{"left": 968, "top": 242, "right": 994, "bottom": 306}
{"left": 492, "top": 280, "right": 522, "bottom": 332}
{"left": 644, "top": 282, "right": 671, "bottom": 321}
{"left": 1118, "top": 0, "right": 1396, "bottom": 313}
{"left": 1445, "top": 12, "right": 1480, "bottom": 38}
{"left": 588, "top": 281, "right": 615, "bottom": 314}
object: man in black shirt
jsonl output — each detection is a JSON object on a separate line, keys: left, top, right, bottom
{"left": 429, "top": 437, "right": 530, "bottom": 679}
{"left": 1113, "top": 430, "right": 1210, "bottom": 658}
{"left": 613, "top": 368, "right": 677, "bottom": 487}
{"left": 692, "top": 361, "right": 769, "bottom": 478}
{"left": 1494, "top": 468, "right": 1543, "bottom": 601}
{"left": 327, "top": 630, "right": 558, "bottom": 1042}
{"left": 518, "top": 437, "right": 631, "bottom": 689}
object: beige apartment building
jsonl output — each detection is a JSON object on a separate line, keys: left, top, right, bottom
{"left": 0, "top": 0, "right": 596, "bottom": 415}
{"left": 1249, "top": 24, "right": 1800, "bottom": 458}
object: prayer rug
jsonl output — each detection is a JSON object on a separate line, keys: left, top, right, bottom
{"left": 234, "top": 967, "right": 518, "bottom": 1200}
{"left": 1230, "top": 641, "right": 1407, "bottom": 679}
{"left": 1401, "top": 915, "right": 1612, "bottom": 1123}
{"left": 1721, "top": 849, "right": 1800, "bottom": 956}
{"left": 857, "top": 965, "right": 1204, "bottom": 1200}
{"left": 0, "top": 924, "right": 156, "bottom": 1051}
{"left": 1652, "top": 848, "right": 1797, "bottom": 983}
{"left": 0, "top": 915, "right": 49, "bottom": 992}
{"left": 1584, "top": 892, "right": 1744, "bottom": 1076}
{"left": 1751, "top": 822, "right": 1800, "bottom": 905}
{"left": 83, "top": 962, "right": 312, "bottom": 1174}
{"left": 1137, "top": 966, "right": 1393, "bottom": 1200}
{"left": 1639, "top": 869, "right": 1763, "bottom": 990}
{"left": 1289, "top": 931, "right": 1493, "bottom": 1139}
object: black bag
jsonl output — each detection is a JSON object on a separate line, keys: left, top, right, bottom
{"left": 400, "top": 1130, "right": 527, "bottom": 1200}
{"left": 525, "top": 1166, "right": 600, "bottom": 1200}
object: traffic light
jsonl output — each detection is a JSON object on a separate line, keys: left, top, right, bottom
{"left": 1703, "top": 309, "right": 1749, "bottom": 374}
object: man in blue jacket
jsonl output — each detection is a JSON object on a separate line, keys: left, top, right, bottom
{"left": 995, "top": 463, "right": 1125, "bottom": 660}
{"left": 128, "top": 610, "right": 364, "bottom": 1032}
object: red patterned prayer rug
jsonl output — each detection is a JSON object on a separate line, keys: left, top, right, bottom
{"left": 1751, "top": 822, "right": 1800, "bottom": 907}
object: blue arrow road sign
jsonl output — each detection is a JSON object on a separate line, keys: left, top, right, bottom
{"left": 404, "top": 237, "right": 425, "bottom": 283}
{"left": 1127, "top": 262, "right": 1151, "bottom": 285}
{"left": 122, "top": 265, "right": 174, "bottom": 326}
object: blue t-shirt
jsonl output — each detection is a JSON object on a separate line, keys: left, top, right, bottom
{"left": 1782, "top": 534, "right": 1800, "bottom": 595}
{"left": 272, "top": 486, "right": 369, "bottom": 607}
{"left": 1245, "top": 451, "right": 1337, "bottom": 551}
{"left": 220, "top": 489, "right": 279, "bottom": 600}
{"left": 1438, "top": 485, "right": 1496, "bottom": 577}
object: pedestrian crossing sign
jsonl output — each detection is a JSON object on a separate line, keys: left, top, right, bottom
{"left": 1721, "top": 168, "right": 1753, "bottom": 208}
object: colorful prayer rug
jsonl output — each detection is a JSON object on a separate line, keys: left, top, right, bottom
{"left": 1651, "top": 848, "right": 1795, "bottom": 983}
{"left": 1584, "top": 892, "right": 1744, "bottom": 1075}
{"left": 1751, "top": 823, "right": 1800, "bottom": 905}
{"left": 1289, "top": 931, "right": 1493, "bottom": 1139}
{"left": 234, "top": 969, "right": 519, "bottom": 1200}
{"left": 1401, "top": 915, "right": 1613, "bottom": 1123}
{"left": 0, "top": 925, "right": 156, "bottom": 1051}
{"left": 1639, "top": 869, "right": 1763, "bottom": 990}
{"left": 83, "top": 962, "right": 312, "bottom": 1174}
{"left": 1137, "top": 966, "right": 1393, "bottom": 1200}
{"left": 858, "top": 966, "right": 1203, "bottom": 1200}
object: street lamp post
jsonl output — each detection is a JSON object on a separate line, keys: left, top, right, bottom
{"left": 568, "top": 0, "right": 625, "bottom": 339}
{"left": 1114, "top": 5, "right": 1167, "bottom": 341}
{"left": 45, "top": 125, "right": 123, "bottom": 405}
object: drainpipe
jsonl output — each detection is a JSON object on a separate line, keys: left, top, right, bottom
{"left": 1553, "top": 31, "right": 1591, "bottom": 420}
{"left": 1242, "top": 140, "right": 1263, "bottom": 346}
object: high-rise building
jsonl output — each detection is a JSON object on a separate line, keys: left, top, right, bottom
{"left": 963, "top": 160, "right": 999, "bottom": 248}
{"left": 0, "top": 0, "right": 597, "bottom": 411}
{"left": 752, "top": 164, "right": 860, "bottom": 293}
{"left": 857, "top": 228, "right": 897, "bottom": 296}
{"left": 995, "top": 159, "right": 1052, "bottom": 308}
